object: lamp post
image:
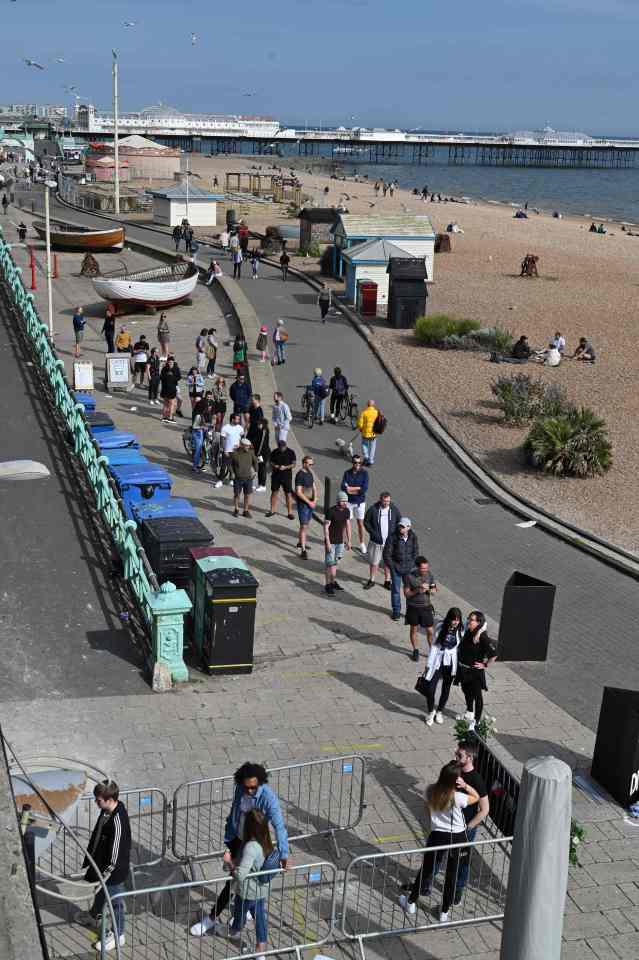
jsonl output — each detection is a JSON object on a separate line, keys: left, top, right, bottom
{"left": 43, "top": 179, "right": 57, "bottom": 342}
{"left": 112, "top": 49, "right": 120, "bottom": 215}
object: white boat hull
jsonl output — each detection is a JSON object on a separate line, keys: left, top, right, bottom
{"left": 92, "top": 270, "right": 198, "bottom": 306}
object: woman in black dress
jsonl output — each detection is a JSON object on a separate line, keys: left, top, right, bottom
{"left": 454, "top": 611, "right": 497, "bottom": 729}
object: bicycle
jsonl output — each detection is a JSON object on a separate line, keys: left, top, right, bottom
{"left": 333, "top": 388, "right": 358, "bottom": 430}
{"left": 183, "top": 425, "right": 221, "bottom": 470}
{"left": 299, "top": 385, "right": 316, "bottom": 428}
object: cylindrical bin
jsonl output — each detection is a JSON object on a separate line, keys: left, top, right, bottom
{"left": 87, "top": 412, "right": 115, "bottom": 434}
{"left": 358, "top": 280, "right": 378, "bottom": 317}
{"left": 226, "top": 208, "right": 236, "bottom": 228}
{"left": 95, "top": 432, "right": 140, "bottom": 451}
{"left": 138, "top": 516, "right": 214, "bottom": 590}
{"left": 110, "top": 463, "right": 172, "bottom": 520}
{"left": 188, "top": 552, "right": 258, "bottom": 674}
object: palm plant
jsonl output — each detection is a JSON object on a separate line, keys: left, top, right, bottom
{"left": 525, "top": 407, "right": 612, "bottom": 477}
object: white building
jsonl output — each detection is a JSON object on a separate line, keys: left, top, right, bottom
{"left": 75, "top": 103, "right": 281, "bottom": 139}
{"left": 1, "top": 104, "right": 67, "bottom": 119}
{"left": 147, "top": 183, "right": 225, "bottom": 227}
{"left": 331, "top": 213, "right": 436, "bottom": 280}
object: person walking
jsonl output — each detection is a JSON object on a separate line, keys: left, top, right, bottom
{"left": 295, "top": 454, "right": 317, "bottom": 559}
{"left": 160, "top": 357, "right": 180, "bottom": 422}
{"left": 251, "top": 416, "right": 270, "bottom": 492}
{"left": 195, "top": 328, "right": 208, "bottom": 373}
{"left": 328, "top": 367, "right": 349, "bottom": 422}
{"left": 230, "top": 371, "right": 252, "bottom": 422}
{"left": 273, "top": 320, "right": 288, "bottom": 365}
{"left": 279, "top": 249, "right": 290, "bottom": 281}
{"left": 250, "top": 252, "right": 259, "bottom": 279}
{"left": 403, "top": 556, "right": 437, "bottom": 662}
{"left": 311, "top": 367, "right": 328, "bottom": 424}
{"left": 228, "top": 809, "right": 274, "bottom": 958}
{"left": 172, "top": 224, "right": 182, "bottom": 251}
{"left": 266, "top": 439, "right": 296, "bottom": 518}
{"left": 79, "top": 779, "right": 131, "bottom": 953}
{"left": 132, "top": 335, "right": 149, "bottom": 386}
{"left": 383, "top": 518, "right": 419, "bottom": 622}
{"left": 190, "top": 762, "right": 289, "bottom": 937}
{"left": 183, "top": 225, "right": 194, "bottom": 255}
{"left": 256, "top": 324, "right": 269, "bottom": 363}
{"left": 231, "top": 438, "right": 258, "bottom": 517}
{"left": 147, "top": 347, "right": 161, "bottom": 405}
{"left": 190, "top": 396, "right": 207, "bottom": 471}
{"left": 272, "top": 391, "right": 292, "bottom": 443}
{"left": 323, "top": 491, "right": 352, "bottom": 596}
{"left": 157, "top": 313, "right": 170, "bottom": 359}
{"left": 101, "top": 307, "right": 115, "bottom": 354}
{"left": 454, "top": 611, "right": 497, "bottom": 729}
{"left": 205, "top": 328, "right": 218, "bottom": 377}
{"left": 216, "top": 413, "right": 245, "bottom": 487}
{"left": 418, "top": 607, "right": 463, "bottom": 725}
{"left": 72, "top": 306, "right": 86, "bottom": 359}
{"left": 220, "top": 227, "right": 230, "bottom": 254}
{"left": 212, "top": 375, "right": 228, "bottom": 431}
{"left": 187, "top": 367, "right": 205, "bottom": 412}
{"left": 232, "top": 248, "right": 243, "bottom": 279}
{"left": 318, "top": 284, "right": 332, "bottom": 322}
{"left": 357, "top": 399, "right": 380, "bottom": 466}
{"left": 232, "top": 334, "right": 248, "bottom": 372}
{"left": 452, "top": 740, "right": 489, "bottom": 903}
{"left": 341, "top": 454, "right": 369, "bottom": 555}
{"left": 362, "top": 491, "right": 399, "bottom": 589}
{"left": 399, "top": 762, "right": 479, "bottom": 924}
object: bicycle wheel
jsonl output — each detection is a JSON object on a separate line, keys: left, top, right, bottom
{"left": 210, "top": 443, "right": 224, "bottom": 480}
{"left": 305, "top": 395, "right": 315, "bottom": 429}
{"left": 182, "top": 427, "right": 194, "bottom": 457}
{"left": 337, "top": 394, "right": 347, "bottom": 423}
{"left": 349, "top": 402, "right": 359, "bottom": 431}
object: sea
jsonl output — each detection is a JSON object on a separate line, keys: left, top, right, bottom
{"left": 276, "top": 142, "right": 639, "bottom": 224}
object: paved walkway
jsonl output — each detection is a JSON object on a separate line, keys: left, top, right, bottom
{"left": 2, "top": 200, "right": 638, "bottom": 960}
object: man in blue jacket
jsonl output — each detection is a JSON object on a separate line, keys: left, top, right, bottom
{"left": 190, "top": 761, "right": 289, "bottom": 937}
{"left": 341, "top": 454, "right": 369, "bottom": 555}
{"left": 229, "top": 373, "right": 253, "bottom": 425}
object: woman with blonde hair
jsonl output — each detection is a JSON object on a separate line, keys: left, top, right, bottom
{"left": 400, "top": 761, "right": 479, "bottom": 924}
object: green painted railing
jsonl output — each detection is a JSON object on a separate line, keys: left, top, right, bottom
{"left": 0, "top": 229, "right": 190, "bottom": 685}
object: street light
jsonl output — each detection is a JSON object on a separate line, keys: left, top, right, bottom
{"left": 112, "top": 49, "right": 120, "bottom": 216}
{"left": 43, "top": 178, "right": 57, "bottom": 342}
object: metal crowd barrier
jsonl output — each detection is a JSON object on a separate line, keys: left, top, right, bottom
{"left": 36, "top": 787, "right": 168, "bottom": 880}
{"left": 172, "top": 756, "right": 366, "bottom": 862}
{"left": 100, "top": 860, "right": 337, "bottom": 960}
{"left": 340, "top": 835, "right": 512, "bottom": 944}
{"left": 475, "top": 737, "right": 520, "bottom": 837}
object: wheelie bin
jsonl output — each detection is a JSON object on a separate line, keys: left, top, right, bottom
{"left": 87, "top": 412, "right": 116, "bottom": 434}
{"left": 95, "top": 432, "right": 140, "bottom": 451}
{"left": 109, "top": 463, "right": 172, "bottom": 520}
{"left": 132, "top": 497, "right": 197, "bottom": 523}
{"left": 137, "top": 516, "right": 214, "bottom": 589}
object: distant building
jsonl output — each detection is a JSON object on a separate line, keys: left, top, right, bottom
{"left": 75, "top": 103, "right": 281, "bottom": 139}
{"left": 146, "top": 183, "right": 224, "bottom": 227}
{"left": 342, "top": 239, "right": 415, "bottom": 307}
{"left": 331, "top": 213, "right": 436, "bottom": 280}
{"left": 85, "top": 155, "right": 130, "bottom": 182}
{"left": 0, "top": 104, "right": 67, "bottom": 119}
{"left": 87, "top": 134, "right": 181, "bottom": 179}
{"left": 298, "top": 208, "right": 340, "bottom": 250}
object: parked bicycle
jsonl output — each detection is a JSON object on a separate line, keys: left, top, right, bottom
{"left": 182, "top": 425, "right": 226, "bottom": 478}
{"left": 299, "top": 384, "right": 316, "bottom": 428}
{"left": 333, "top": 388, "right": 359, "bottom": 429}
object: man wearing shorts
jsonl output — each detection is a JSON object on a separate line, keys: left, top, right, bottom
{"left": 363, "top": 491, "right": 401, "bottom": 590}
{"left": 340, "top": 455, "right": 369, "bottom": 555}
{"left": 216, "top": 413, "right": 244, "bottom": 488}
{"left": 295, "top": 455, "right": 317, "bottom": 559}
{"left": 323, "top": 491, "right": 351, "bottom": 596}
{"left": 72, "top": 306, "right": 86, "bottom": 359}
{"left": 230, "top": 438, "right": 257, "bottom": 518}
{"left": 266, "top": 439, "right": 296, "bottom": 519}
{"left": 403, "top": 556, "right": 437, "bottom": 662}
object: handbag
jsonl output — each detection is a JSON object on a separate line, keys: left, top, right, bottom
{"left": 414, "top": 674, "right": 430, "bottom": 698}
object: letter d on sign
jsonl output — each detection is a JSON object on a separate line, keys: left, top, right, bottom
{"left": 630, "top": 771, "right": 639, "bottom": 799}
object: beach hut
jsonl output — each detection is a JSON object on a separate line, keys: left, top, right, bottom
{"left": 331, "top": 213, "right": 436, "bottom": 279}
{"left": 298, "top": 208, "right": 340, "bottom": 251}
{"left": 341, "top": 238, "right": 413, "bottom": 307}
{"left": 147, "top": 183, "right": 225, "bottom": 227}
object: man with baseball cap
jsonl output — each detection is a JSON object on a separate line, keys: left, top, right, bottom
{"left": 323, "top": 491, "right": 352, "bottom": 596}
{"left": 230, "top": 437, "right": 258, "bottom": 518}
{"left": 383, "top": 517, "right": 420, "bottom": 622}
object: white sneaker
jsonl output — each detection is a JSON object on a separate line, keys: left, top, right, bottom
{"left": 359, "top": 543, "right": 367, "bottom": 555}
{"left": 468, "top": 719, "right": 476, "bottom": 731}
{"left": 255, "top": 486, "right": 266, "bottom": 493}
{"left": 439, "top": 911, "right": 449, "bottom": 924}
{"left": 435, "top": 711, "right": 444, "bottom": 724}
{"left": 190, "top": 915, "right": 216, "bottom": 937}
{"left": 399, "top": 894, "right": 416, "bottom": 915}
{"left": 425, "top": 711, "right": 435, "bottom": 727}
{"left": 95, "top": 933, "right": 125, "bottom": 952}
{"left": 214, "top": 480, "right": 223, "bottom": 488}
{"left": 463, "top": 711, "right": 475, "bottom": 723}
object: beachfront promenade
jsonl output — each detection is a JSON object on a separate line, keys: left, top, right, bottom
{"left": 2, "top": 205, "right": 639, "bottom": 958}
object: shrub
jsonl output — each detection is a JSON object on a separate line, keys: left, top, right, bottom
{"left": 524, "top": 407, "right": 612, "bottom": 477}
{"left": 414, "top": 314, "right": 479, "bottom": 345}
{"left": 475, "top": 325, "right": 514, "bottom": 353}
{"left": 492, "top": 374, "right": 570, "bottom": 425}
{"left": 300, "top": 241, "right": 321, "bottom": 257}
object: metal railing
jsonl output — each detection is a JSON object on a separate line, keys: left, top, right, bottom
{"left": 0, "top": 230, "right": 159, "bottom": 633}
{"left": 475, "top": 736, "right": 520, "bottom": 837}
{"left": 100, "top": 860, "right": 338, "bottom": 960}
{"left": 340, "top": 835, "right": 512, "bottom": 942}
{"left": 36, "top": 787, "right": 168, "bottom": 881}
{"left": 172, "top": 756, "right": 366, "bottom": 862}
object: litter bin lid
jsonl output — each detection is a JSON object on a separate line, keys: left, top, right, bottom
{"left": 110, "top": 463, "right": 172, "bottom": 489}
{"left": 73, "top": 391, "right": 96, "bottom": 407}
{"left": 205, "top": 564, "right": 258, "bottom": 588}
{"left": 190, "top": 546, "right": 239, "bottom": 564}
{"left": 133, "top": 497, "right": 197, "bottom": 521}
{"left": 87, "top": 412, "right": 115, "bottom": 427}
{"left": 96, "top": 432, "right": 139, "bottom": 450}
{"left": 198, "top": 554, "right": 247, "bottom": 576}
{"left": 359, "top": 280, "right": 378, "bottom": 289}
{"left": 141, "top": 516, "right": 213, "bottom": 545}
{"left": 105, "top": 450, "right": 149, "bottom": 467}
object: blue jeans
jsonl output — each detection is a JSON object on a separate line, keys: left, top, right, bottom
{"left": 231, "top": 896, "right": 267, "bottom": 944}
{"left": 314, "top": 396, "right": 326, "bottom": 421}
{"left": 275, "top": 341, "right": 286, "bottom": 363}
{"left": 361, "top": 437, "right": 377, "bottom": 464}
{"left": 455, "top": 826, "right": 476, "bottom": 895}
{"left": 92, "top": 881, "right": 126, "bottom": 937}
{"left": 192, "top": 428, "right": 204, "bottom": 468}
{"left": 390, "top": 567, "right": 403, "bottom": 616}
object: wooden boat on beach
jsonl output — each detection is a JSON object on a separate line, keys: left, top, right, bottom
{"left": 92, "top": 260, "right": 199, "bottom": 308}
{"left": 32, "top": 220, "right": 125, "bottom": 250}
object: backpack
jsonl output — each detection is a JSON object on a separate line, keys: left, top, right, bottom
{"left": 258, "top": 847, "right": 281, "bottom": 885}
{"left": 319, "top": 383, "right": 330, "bottom": 399}
{"left": 278, "top": 329, "right": 289, "bottom": 342}
{"left": 373, "top": 412, "right": 387, "bottom": 435}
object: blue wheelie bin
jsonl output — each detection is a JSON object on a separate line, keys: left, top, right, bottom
{"left": 103, "top": 449, "right": 150, "bottom": 468}
{"left": 110, "top": 463, "right": 172, "bottom": 520}
{"left": 96, "top": 432, "right": 140, "bottom": 451}
{"left": 87, "top": 412, "right": 116, "bottom": 435}
{"left": 73, "top": 391, "right": 96, "bottom": 412}
{"left": 132, "top": 497, "right": 197, "bottom": 523}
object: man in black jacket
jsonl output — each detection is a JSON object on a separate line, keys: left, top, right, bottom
{"left": 362, "top": 491, "right": 401, "bottom": 591}
{"left": 383, "top": 517, "right": 419, "bottom": 621}
{"left": 79, "top": 780, "right": 131, "bottom": 952}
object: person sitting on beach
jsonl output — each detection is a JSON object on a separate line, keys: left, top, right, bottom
{"left": 511, "top": 335, "right": 531, "bottom": 361}
{"left": 534, "top": 341, "right": 562, "bottom": 367}
{"left": 589, "top": 222, "right": 598, "bottom": 233}
{"left": 551, "top": 331, "right": 566, "bottom": 354}
{"left": 597, "top": 223, "right": 607, "bottom": 234}
{"left": 571, "top": 337, "right": 596, "bottom": 363}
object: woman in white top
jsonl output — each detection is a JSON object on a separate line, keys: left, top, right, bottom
{"left": 418, "top": 607, "right": 463, "bottom": 727}
{"left": 400, "top": 761, "right": 479, "bottom": 924}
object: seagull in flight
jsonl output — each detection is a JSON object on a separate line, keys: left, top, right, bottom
{"left": 191, "top": 32, "right": 198, "bottom": 45}
{"left": 123, "top": 20, "right": 137, "bottom": 27}
{"left": 23, "top": 58, "right": 45, "bottom": 70}
{"left": 55, "top": 57, "right": 65, "bottom": 63}
{"left": 243, "top": 91, "right": 258, "bottom": 97}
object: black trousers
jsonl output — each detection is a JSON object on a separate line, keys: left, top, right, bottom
{"left": 233, "top": 262, "right": 242, "bottom": 279}
{"left": 319, "top": 301, "right": 330, "bottom": 319}
{"left": 105, "top": 334, "right": 115, "bottom": 353}
{"left": 423, "top": 664, "right": 454, "bottom": 714}
{"left": 409, "top": 829, "right": 467, "bottom": 913}
{"left": 148, "top": 376, "right": 160, "bottom": 401}
{"left": 211, "top": 837, "right": 242, "bottom": 918}
{"left": 330, "top": 393, "right": 345, "bottom": 417}
{"left": 461, "top": 669, "right": 485, "bottom": 721}
{"left": 257, "top": 459, "right": 267, "bottom": 487}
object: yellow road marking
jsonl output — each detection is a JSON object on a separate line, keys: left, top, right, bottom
{"left": 320, "top": 742, "right": 384, "bottom": 752}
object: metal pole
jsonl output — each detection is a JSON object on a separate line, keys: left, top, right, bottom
{"left": 185, "top": 154, "right": 190, "bottom": 221}
{"left": 44, "top": 185, "right": 54, "bottom": 341}
{"left": 112, "top": 50, "right": 120, "bottom": 216}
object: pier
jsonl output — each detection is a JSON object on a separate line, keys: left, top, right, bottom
{"left": 447, "top": 142, "right": 637, "bottom": 168}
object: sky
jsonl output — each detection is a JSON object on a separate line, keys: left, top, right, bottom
{"left": 2, "top": 0, "right": 639, "bottom": 135}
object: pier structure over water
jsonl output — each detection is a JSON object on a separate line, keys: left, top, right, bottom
{"left": 447, "top": 142, "right": 637, "bottom": 168}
